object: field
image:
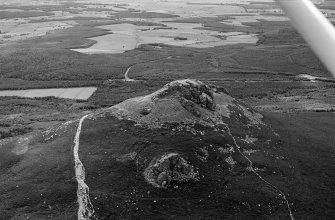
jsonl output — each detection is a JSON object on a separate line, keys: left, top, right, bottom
{"left": 0, "top": 0, "right": 334, "bottom": 138}
{"left": 1, "top": 0, "right": 334, "bottom": 146}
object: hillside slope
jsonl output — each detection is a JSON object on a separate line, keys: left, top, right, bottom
{"left": 0, "top": 79, "right": 296, "bottom": 219}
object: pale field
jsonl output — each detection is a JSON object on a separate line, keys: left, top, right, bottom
{"left": 0, "top": 20, "right": 77, "bottom": 43}
{"left": 72, "top": 22, "right": 258, "bottom": 54}
{"left": 89, "top": 0, "right": 249, "bottom": 18}
{"left": 0, "top": 0, "right": 62, "bottom": 5}
{"left": 0, "top": 0, "right": 285, "bottom": 46}
{"left": 0, "top": 87, "right": 97, "bottom": 100}
{"left": 32, "top": 10, "right": 113, "bottom": 21}
{"left": 0, "top": 9, "right": 25, "bottom": 12}
{"left": 247, "top": 8, "right": 284, "bottom": 13}
{"left": 221, "top": 14, "right": 290, "bottom": 27}
{"left": 85, "top": 4, "right": 128, "bottom": 12}
{"left": 0, "top": 8, "right": 112, "bottom": 44}
{"left": 297, "top": 74, "right": 318, "bottom": 82}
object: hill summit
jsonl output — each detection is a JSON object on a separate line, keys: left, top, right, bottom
{"left": 108, "top": 79, "right": 264, "bottom": 128}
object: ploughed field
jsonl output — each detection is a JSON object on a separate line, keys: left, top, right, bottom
{"left": 1, "top": 0, "right": 335, "bottom": 219}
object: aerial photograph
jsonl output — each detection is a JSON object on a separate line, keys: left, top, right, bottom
{"left": 0, "top": 0, "right": 334, "bottom": 219}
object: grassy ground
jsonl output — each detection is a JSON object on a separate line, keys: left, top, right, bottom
{"left": 0, "top": 96, "right": 88, "bottom": 139}
{"left": 0, "top": 2, "right": 334, "bottom": 140}
{"left": 79, "top": 115, "right": 293, "bottom": 219}
{"left": 262, "top": 112, "right": 335, "bottom": 219}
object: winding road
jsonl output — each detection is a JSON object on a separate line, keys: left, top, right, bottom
{"left": 73, "top": 114, "right": 96, "bottom": 220}
{"left": 122, "top": 56, "right": 173, "bottom": 82}
{"left": 124, "top": 66, "right": 135, "bottom": 82}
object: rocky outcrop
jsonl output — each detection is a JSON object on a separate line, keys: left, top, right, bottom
{"left": 143, "top": 153, "right": 199, "bottom": 189}
{"left": 156, "top": 79, "right": 216, "bottom": 111}
{"left": 108, "top": 79, "right": 263, "bottom": 129}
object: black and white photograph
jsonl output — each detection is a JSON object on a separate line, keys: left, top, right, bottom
{"left": 0, "top": 0, "right": 334, "bottom": 219}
